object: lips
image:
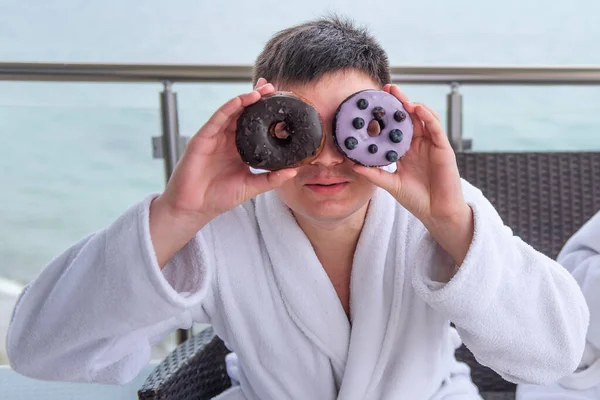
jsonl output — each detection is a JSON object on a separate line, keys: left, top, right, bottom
{"left": 304, "top": 178, "right": 349, "bottom": 186}
{"left": 303, "top": 178, "right": 350, "bottom": 194}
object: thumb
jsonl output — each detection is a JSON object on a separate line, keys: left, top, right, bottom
{"left": 255, "top": 77, "right": 267, "bottom": 89}
{"left": 244, "top": 168, "right": 298, "bottom": 199}
{"left": 353, "top": 164, "right": 400, "bottom": 196}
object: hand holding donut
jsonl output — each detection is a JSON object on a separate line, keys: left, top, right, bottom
{"left": 149, "top": 80, "right": 298, "bottom": 267}
{"left": 353, "top": 85, "right": 475, "bottom": 266}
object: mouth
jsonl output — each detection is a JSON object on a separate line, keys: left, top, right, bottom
{"left": 304, "top": 179, "right": 350, "bottom": 194}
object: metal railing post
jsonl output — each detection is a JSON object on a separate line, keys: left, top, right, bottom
{"left": 159, "top": 81, "right": 181, "bottom": 180}
{"left": 157, "top": 81, "right": 192, "bottom": 344}
{"left": 446, "top": 82, "right": 464, "bottom": 152}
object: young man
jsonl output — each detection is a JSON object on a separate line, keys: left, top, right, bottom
{"left": 517, "top": 210, "right": 600, "bottom": 399}
{"left": 6, "top": 16, "right": 590, "bottom": 400}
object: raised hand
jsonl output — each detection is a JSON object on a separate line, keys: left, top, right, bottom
{"left": 150, "top": 80, "right": 298, "bottom": 267}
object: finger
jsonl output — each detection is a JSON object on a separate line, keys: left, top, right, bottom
{"left": 389, "top": 84, "right": 411, "bottom": 105}
{"left": 223, "top": 84, "right": 275, "bottom": 133}
{"left": 255, "top": 77, "right": 267, "bottom": 89}
{"left": 224, "top": 107, "right": 245, "bottom": 134}
{"left": 352, "top": 164, "right": 400, "bottom": 198}
{"left": 414, "top": 104, "right": 451, "bottom": 149}
{"left": 245, "top": 168, "right": 298, "bottom": 198}
{"left": 256, "top": 83, "right": 275, "bottom": 97}
{"left": 409, "top": 112, "right": 426, "bottom": 138}
{"left": 200, "top": 91, "right": 262, "bottom": 139}
{"left": 422, "top": 104, "right": 440, "bottom": 121}
{"left": 408, "top": 102, "right": 440, "bottom": 121}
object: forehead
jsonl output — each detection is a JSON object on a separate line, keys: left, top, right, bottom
{"left": 279, "top": 70, "right": 381, "bottom": 118}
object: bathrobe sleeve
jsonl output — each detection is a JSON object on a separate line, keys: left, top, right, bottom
{"left": 556, "top": 211, "right": 600, "bottom": 358}
{"left": 6, "top": 194, "right": 215, "bottom": 384}
{"left": 411, "top": 180, "right": 590, "bottom": 385}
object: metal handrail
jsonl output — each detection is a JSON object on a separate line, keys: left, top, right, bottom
{"left": 5, "top": 61, "right": 600, "bottom": 343}
{"left": 3, "top": 62, "right": 600, "bottom": 85}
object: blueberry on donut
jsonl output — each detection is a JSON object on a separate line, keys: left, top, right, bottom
{"left": 332, "top": 89, "right": 413, "bottom": 167}
{"left": 235, "top": 92, "right": 325, "bottom": 170}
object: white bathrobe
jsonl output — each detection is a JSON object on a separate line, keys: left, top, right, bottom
{"left": 517, "top": 210, "right": 600, "bottom": 400}
{"left": 6, "top": 181, "right": 589, "bottom": 400}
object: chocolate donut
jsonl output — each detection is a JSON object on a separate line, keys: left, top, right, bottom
{"left": 235, "top": 92, "right": 324, "bottom": 170}
{"left": 333, "top": 89, "right": 414, "bottom": 167}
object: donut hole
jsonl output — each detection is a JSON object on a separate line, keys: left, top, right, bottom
{"left": 269, "top": 121, "right": 292, "bottom": 144}
{"left": 367, "top": 119, "right": 382, "bottom": 137}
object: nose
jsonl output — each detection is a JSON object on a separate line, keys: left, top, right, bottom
{"left": 311, "top": 131, "right": 345, "bottom": 167}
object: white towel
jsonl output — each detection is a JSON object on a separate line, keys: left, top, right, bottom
{"left": 517, "top": 210, "right": 600, "bottom": 399}
{"left": 6, "top": 181, "right": 589, "bottom": 400}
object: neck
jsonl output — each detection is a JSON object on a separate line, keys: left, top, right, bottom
{"left": 293, "top": 202, "right": 370, "bottom": 263}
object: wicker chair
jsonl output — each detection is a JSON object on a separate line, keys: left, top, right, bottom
{"left": 138, "top": 151, "right": 600, "bottom": 400}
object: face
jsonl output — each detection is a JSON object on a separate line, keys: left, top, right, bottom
{"left": 274, "top": 69, "right": 380, "bottom": 224}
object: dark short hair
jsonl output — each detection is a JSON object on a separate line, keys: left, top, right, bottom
{"left": 253, "top": 15, "right": 391, "bottom": 88}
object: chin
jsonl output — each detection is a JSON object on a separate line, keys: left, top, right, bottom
{"left": 304, "top": 200, "right": 359, "bottom": 222}
{"left": 281, "top": 192, "right": 374, "bottom": 224}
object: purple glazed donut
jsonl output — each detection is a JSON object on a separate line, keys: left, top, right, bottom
{"left": 332, "top": 89, "right": 414, "bottom": 167}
